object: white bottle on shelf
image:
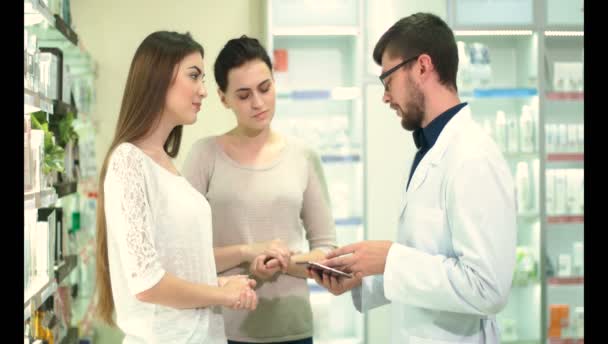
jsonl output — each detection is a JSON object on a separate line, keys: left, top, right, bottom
{"left": 519, "top": 105, "right": 534, "bottom": 153}
{"left": 558, "top": 124, "right": 568, "bottom": 153}
{"left": 572, "top": 241, "right": 584, "bottom": 276}
{"left": 576, "top": 169, "right": 584, "bottom": 214}
{"left": 567, "top": 124, "right": 578, "bottom": 153}
{"left": 495, "top": 110, "right": 507, "bottom": 152}
{"left": 515, "top": 162, "right": 530, "bottom": 214}
{"left": 546, "top": 124, "right": 557, "bottom": 153}
{"left": 558, "top": 254, "right": 572, "bottom": 277}
{"left": 507, "top": 116, "right": 519, "bottom": 153}
{"left": 566, "top": 169, "right": 578, "bottom": 215}
{"left": 532, "top": 159, "right": 540, "bottom": 213}
{"left": 574, "top": 307, "right": 584, "bottom": 338}
{"left": 577, "top": 124, "right": 584, "bottom": 152}
{"left": 554, "top": 169, "right": 567, "bottom": 215}
{"left": 545, "top": 170, "right": 556, "bottom": 215}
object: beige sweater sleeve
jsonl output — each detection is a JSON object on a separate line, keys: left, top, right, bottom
{"left": 301, "top": 147, "right": 337, "bottom": 252}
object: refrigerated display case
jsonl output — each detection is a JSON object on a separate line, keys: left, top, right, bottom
{"left": 265, "top": 1, "right": 365, "bottom": 343}
{"left": 446, "top": 1, "right": 584, "bottom": 343}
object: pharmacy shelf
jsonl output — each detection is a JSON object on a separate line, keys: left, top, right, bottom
{"left": 24, "top": 88, "right": 78, "bottom": 116}
{"left": 273, "top": 26, "right": 359, "bottom": 36}
{"left": 546, "top": 153, "right": 584, "bottom": 162}
{"left": 24, "top": 278, "right": 57, "bottom": 321}
{"left": 24, "top": 188, "right": 58, "bottom": 209}
{"left": 504, "top": 152, "right": 540, "bottom": 160}
{"left": 54, "top": 181, "right": 78, "bottom": 198}
{"left": 277, "top": 87, "right": 361, "bottom": 101}
{"left": 24, "top": 88, "right": 54, "bottom": 114}
{"left": 25, "top": 0, "right": 78, "bottom": 46}
{"left": 460, "top": 88, "right": 538, "bottom": 99}
{"left": 321, "top": 154, "right": 361, "bottom": 163}
{"left": 548, "top": 276, "right": 584, "bottom": 286}
{"left": 547, "top": 338, "right": 584, "bottom": 344}
{"left": 546, "top": 92, "right": 584, "bottom": 101}
{"left": 59, "top": 327, "right": 79, "bottom": 344}
{"left": 54, "top": 100, "right": 78, "bottom": 117}
{"left": 54, "top": 255, "right": 78, "bottom": 285}
{"left": 547, "top": 215, "right": 583, "bottom": 224}
{"left": 335, "top": 217, "right": 363, "bottom": 226}
{"left": 518, "top": 212, "right": 540, "bottom": 221}
{"left": 78, "top": 237, "right": 96, "bottom": 266}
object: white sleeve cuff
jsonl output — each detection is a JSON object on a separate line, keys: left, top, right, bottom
{"left": 128, "top": 265, "right": 166, "bottom": 296}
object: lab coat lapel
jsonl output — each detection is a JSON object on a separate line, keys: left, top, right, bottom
{"left": 398, "top": 105, "right": 472, "bottom": 218}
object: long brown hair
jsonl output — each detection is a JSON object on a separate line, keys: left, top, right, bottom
{"left": 95, "top": 31, "right": 204, "bottom": 325}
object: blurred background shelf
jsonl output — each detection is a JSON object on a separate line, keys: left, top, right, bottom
{"left": 548, "top": 277, "right": 584, "bottom": 286}
{"left": 546, "top": 153, "right": 583, "bottom": 162}
{"left": 547, "top": 215, "right": 583, "bottom": 224}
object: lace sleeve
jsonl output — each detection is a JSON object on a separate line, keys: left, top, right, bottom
{"left": 105, "top": 144, "right": 165, "bottom": 294}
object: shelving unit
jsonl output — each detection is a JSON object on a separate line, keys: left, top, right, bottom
{"left": 446, "top": 1, "right": 584, "bottom": 343}
{"left": 24, "top": 0, "right": 99, "bottom": 342}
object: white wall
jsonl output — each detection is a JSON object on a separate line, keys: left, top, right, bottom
{"left": 71, "top": 0, "right": 265, "bottom": 170}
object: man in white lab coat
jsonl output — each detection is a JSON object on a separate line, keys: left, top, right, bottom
{"left": 308, "top": 13, "right": 517, "bottom": 344}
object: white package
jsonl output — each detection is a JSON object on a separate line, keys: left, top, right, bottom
{"left": 558, "top": 254, "right": 572, "bottom": 277}
{"left": 558, "top": 124, "right": 568, "bottom": 153}
{"left": 553, "top": 169, "right": 567, "bottom": 215}
{"left": 572, "top": 241, "right": 584, "bottom": 276}
{"left": 495, "top": 110, "right": 507, "bottom": 152}
{"left": 567, "top": 124, "right": 578, "bottom": 153}
{"left": 515, "top": 162, "right": 530, "bottom": 213}
{"left": 566, "top": 169, "right": 578, "bottom": 214}
{"left": 546, "top": 124, "right": 557, "bottom": 153}
{"left": 507, "top": 116, "right": 519, "bottom": 153}
{"left": 545, "top": 170, "right": 556, "bottom": 215}
{"left": 519, "top": 105, "right": 534, "bottom": 153}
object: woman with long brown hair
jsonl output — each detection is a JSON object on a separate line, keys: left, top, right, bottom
{"left": 95, "top": 31, "right": 257, "bottom": 343}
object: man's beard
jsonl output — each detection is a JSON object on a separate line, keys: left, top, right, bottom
{"left": 399, "top": 75, "right": 425, "bottom": 131}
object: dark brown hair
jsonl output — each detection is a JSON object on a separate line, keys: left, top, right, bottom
{"left": 373, "top": 13, "right": 459, "bottom": 91}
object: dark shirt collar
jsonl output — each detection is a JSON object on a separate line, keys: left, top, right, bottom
{"left": 412, "top": 102, "right": 467, "bottom": 149}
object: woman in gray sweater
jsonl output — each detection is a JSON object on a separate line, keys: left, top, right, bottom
{"left": 182, "top": 35, "right": 337, "bottom": 344}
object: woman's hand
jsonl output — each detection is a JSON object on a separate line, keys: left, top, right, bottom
{"left": 243, "top": 239, "right": 291, "bottom": 272}
{"left": 249, "top": 254, "right": 282, "bottom": 280}
{"left": 219, "top": 275, "right": 258, "bottom": 310}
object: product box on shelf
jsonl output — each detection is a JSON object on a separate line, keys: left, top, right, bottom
{"left": 25, "top": 205, "right": 39, "bottom": 290}
{"left": 25, "top": 114, "right": 34, "bottom": 192}
{"left": 39, "top": 48, "right": 63, "bottom": 101}
{"left": 30, "top": 129, "right": 45, "bottom": 194}
{"left": 38, "top": 208, "right": 57, "bottom": 278}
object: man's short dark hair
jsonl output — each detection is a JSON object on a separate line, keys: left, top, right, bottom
{"left": 373, "top": 13, "right": 458, "bottom": 91}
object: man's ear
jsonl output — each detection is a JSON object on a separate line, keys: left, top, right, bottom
{"left": 218, "top": 88, "right": 229, "bottom": 109}
{"left": 418, "top": 54, "right": 434, "bottom": 81}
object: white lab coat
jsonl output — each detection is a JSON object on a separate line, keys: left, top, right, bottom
{"left": 352, "top": 105, "right": 517, "bottom": 344}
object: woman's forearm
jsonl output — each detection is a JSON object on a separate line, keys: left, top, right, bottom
{"left": 136, "top": 272, "right": 228, "bottom": 308}
{"left": 214, "top": 245, "right": 247, "bottom": 273}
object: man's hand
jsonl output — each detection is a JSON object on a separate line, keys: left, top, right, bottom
{"left": 307, "top": 268, "right": 362, "bottom": 295}
{"left": 322, "top": 241, "right": 393, "bottom": 278}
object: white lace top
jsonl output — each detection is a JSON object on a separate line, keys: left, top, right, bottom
{"left": 104, "top": 142, "right": 226, "bottom": 344}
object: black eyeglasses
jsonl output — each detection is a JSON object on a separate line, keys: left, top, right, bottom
{"left": 379, "top": 55, "right": 420, "bottom": 89}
